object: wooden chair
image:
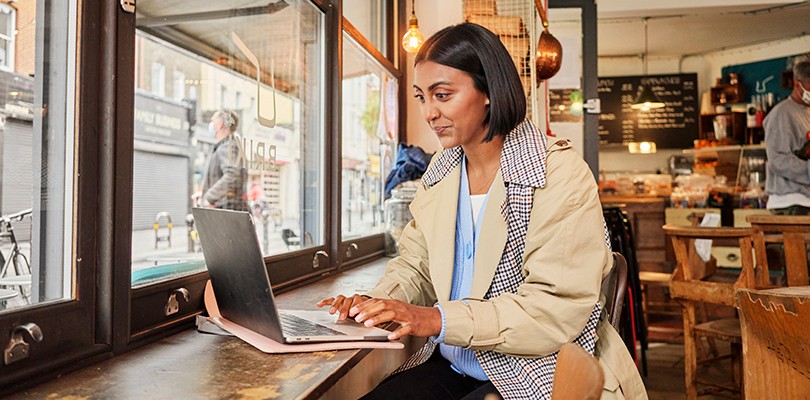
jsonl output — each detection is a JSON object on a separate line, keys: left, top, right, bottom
{"left": 663, "top": 224, "right": 760, "bottom": 399}
{"left": 551, "top": 343, "right": 604, "bottom": 400}
{"left": 601, "top": 252, "right": 629, "bottom": 329}
{"left": 747, "top": 215, "right": 810, "bottom": 287}
{"left": 736, "top": 286, "right": 810, "bottom": 398}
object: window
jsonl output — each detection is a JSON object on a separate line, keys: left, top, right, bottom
{"left": 341, "top": 32, "right": 397, "bottom": 243}
{"left": 0, "top": 4, "right": 14, "bottom": 71}
{"left": 172, "top": 70, "right": 185, "bottom": 102}
{"left": 343, "top": 0, "right": 391, "bottom": 58}
{"left": 2, "top": 0, "right": 402, "bottom": 391}
{"left": 0, "top": 0, "right": 107, "bottom": 391}
{"left": 150, "top": 62, "right": 166, "bottom": 97}
{"left": 130, "top": 1, "right": 327, "bottom": 294}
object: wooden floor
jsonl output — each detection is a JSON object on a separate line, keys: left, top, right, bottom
{"left": 643, "top": 340, "right": 736, "bottom": 399}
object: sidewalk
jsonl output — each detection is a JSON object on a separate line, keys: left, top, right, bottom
{"left": 131, "top": 219, "right": 292, "bottom": 272}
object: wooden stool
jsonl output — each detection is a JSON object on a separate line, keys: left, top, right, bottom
{"left": 638, "top": 271, "right": 681, "bottom": 341}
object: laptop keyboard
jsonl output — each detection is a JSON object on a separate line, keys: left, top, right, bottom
{"left": 279, "top": 312, "right": 346, "bottom": 337}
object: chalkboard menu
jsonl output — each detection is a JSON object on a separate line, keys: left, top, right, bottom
{"left": 598, "top": 73, "right": 698, "bottom": 149}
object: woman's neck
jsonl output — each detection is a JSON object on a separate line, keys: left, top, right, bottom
{"left": 463, "top": 135, "right": 504, "bottom": 195}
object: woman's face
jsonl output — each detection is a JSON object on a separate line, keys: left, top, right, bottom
{"left": 413, "top": 61, "right": 490, "bottom": 149}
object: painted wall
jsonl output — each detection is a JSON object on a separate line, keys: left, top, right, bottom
{"left": 403, "top": 0, "right": 463, "bottom": 154}
{"left": 402, "top": 1, "right": 810, "bottom": 175}
{"left": 599, "top": 35, "right": 810, "bottom": 172}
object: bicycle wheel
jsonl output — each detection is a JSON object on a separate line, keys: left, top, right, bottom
{"left": 12, "top": 251, "right": 30, "bottom": 276}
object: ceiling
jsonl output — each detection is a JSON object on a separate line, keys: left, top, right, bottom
{"left": 133, "top": 0, "right": 810, "bottom": 88}
{"left": 594, "top": 1, "right": 810, "bottom": 58}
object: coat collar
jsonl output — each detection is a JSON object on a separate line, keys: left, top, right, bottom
{"left": 421, "top": 119, "right": 548, "bottom": 189}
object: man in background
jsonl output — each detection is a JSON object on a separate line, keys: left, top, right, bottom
{"left": 200, "top": 109, "right": 248, "bottom": 211}
{"left": 764, "top": 60, "right": 810, "bottom": 215}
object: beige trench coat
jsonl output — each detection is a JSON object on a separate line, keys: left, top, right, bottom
{"left": 368, "top": 140, "right": 647, "bottom": 399}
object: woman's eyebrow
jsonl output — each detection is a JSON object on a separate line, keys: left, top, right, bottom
{"left": 413, "top": 81, "right": 453, "bottom": 92}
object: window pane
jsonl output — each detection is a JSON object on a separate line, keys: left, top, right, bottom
{"left": 343, "top": 0, "right": 387, "bottom": 55}
{"left": 341, "top": 33, "right": 396, "bottom": 240}
{"left": 1, "top": 0, "right": 76, "bottom": 311}
{"left": 132, "top": 1, "right": 325, "bottom": 287}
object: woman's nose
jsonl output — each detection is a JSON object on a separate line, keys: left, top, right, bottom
{"left": 423, "top": 104, "right": 439, "bottom": 122}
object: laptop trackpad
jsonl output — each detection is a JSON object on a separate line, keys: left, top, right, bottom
{"left": 280, "top": 309, "right": 391, "bottom": 342}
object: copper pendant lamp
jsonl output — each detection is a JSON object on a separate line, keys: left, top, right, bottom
{"left": 533, "top": 0, "right": 562, "bottom": 81}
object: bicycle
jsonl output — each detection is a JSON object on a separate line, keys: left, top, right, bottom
{"left": 0, "top": 208, "right": 33, "bottom": 302}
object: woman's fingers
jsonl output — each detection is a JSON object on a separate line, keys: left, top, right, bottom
{"left": 316, "top": 294, "right": 370, "bottom": 320}
{"left": 362, "top": 309, "right": 397, "bottom": 327}
{"left": 316, "top": 297, "right": 335, "bottom": 308}
{"left": 388, "top": 323, "right": 413, "bottom": 341}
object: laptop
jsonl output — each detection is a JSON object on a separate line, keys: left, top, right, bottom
{"left": 192, "top": 207, "right": 391, "bottom": 343}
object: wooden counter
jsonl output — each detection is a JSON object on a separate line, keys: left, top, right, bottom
{"left": 10, "top": 259, "right": 423, "bottom": 400}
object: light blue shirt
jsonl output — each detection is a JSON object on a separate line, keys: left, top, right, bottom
{"left": 435, "top": 157, "right": 490, "bottom": 381}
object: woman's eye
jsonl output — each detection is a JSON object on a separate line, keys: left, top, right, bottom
{"left": 414, "top": 94, "right": 424, "bottom": 102}
{"left": 435, "top": 93, "right": 448, "bottom": 100}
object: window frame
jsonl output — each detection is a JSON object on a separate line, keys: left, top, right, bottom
{"left": 1, "top": 0, "right": 407, "bottom": 392}
{"left": 0, "top": 3, "right": 15, "bottom": 71}
{"left": 0, "top": 0, "right": 115, "bottom": 393}
{"left": 338, "top": 18, "right": 401, "bottom": 270}
{"left": 121, "top": 0, "right": 350, "bottom": 351}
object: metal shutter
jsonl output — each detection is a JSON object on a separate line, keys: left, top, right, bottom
{"left": 1, "top": 119, "right": 33, "bottom": 241}
{"left": 132, "top": 150, "right": 189, "bottom": 231}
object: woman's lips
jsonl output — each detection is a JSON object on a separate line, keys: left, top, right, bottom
{"left": 433, "top": 126, "right": 448, "bottom": 135}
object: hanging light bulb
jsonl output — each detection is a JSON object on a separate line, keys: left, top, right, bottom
{"left": 631, "top": 18, "right": 665, "bottom": 111}
{"left": 402, "top": 0, "right": 424, "bottom": 53}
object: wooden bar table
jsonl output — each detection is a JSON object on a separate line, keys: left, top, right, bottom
{"left": 736, "top": 286, "right": 810, "bottom": 398}
{"left": 11, "top": 259, "right": 422, "bottom": 400}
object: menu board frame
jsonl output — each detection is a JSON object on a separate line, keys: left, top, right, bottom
{"left": 598, "top": 73, "right": 699, "bottom": 149}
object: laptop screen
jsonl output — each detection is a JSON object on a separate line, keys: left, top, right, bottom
{"left": 192, "top": 207, "right": 285, "bottom": 343}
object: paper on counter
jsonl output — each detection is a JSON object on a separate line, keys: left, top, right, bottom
{"left": 694, "top": 213, "right": 721, "bottom": 262}
{"left": 203, "top": 280, "right": 404, "bottom": 353}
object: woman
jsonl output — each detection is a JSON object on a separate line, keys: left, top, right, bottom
{"left": 318, "top": 23, "right": 645, "bottom": 399}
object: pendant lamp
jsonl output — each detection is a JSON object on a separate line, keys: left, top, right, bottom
{"left": 631, "top": 18, "right": 665, "bottom": 111}
{"left": 533, "top": 0, "right": 562, "bottom": 81}
{"left": 401, "top": 0, "right": 424, "bottom": 54}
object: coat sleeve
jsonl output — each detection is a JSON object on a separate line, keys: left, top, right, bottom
{"left": 204, "top": 138, "right": 246, "bottom": 204}
{"left": 365, "top": 186, "right": 438, "bottom": 306}
{"left": 764, "top": 110, "right": 810, "bottom": 186}
{"left": 438, "top": 148, "right": 610, "bottom": 357}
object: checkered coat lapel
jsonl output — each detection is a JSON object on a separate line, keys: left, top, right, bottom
{"left": 398, "top": 120, "right": 604, "bottom": 399}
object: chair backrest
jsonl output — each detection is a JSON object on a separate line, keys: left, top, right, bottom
{"left": 551, "top": 343, "right": 604, "bottom": 400}
{"left": 601, "top": 252, "right": 628, "bottom": 329}
{"left": 663, "top": 224, "right": 759, "bottom": 306}
{"left": 747, "top": 215, "right": 810, "bottom": 287}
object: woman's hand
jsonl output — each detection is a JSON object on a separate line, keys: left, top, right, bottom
{"left": 351, "top": 299, "right": 442, "bottom": 341}
{"left": 316, "top": 294, "right": 370, "bottom": 321}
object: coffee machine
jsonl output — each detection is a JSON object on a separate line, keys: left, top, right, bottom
{"left": 741, "top": 155, "right": 766, "bottom": 189}
{"left": 668, "top": 154, "right": 693, "bottom": 177}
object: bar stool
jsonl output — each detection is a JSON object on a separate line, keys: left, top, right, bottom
{"left": 638, "top": 271, "right": 682, "bottom": 341}
{"left": 664, "top": 224, "right": 762, "bottom": 400}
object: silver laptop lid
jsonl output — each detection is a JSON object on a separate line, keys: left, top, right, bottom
{"left": 192, "top": 207, "right": 285, "bottom": 343}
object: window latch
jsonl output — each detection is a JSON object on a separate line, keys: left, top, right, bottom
{"left": 313, "top": 250, "right": 329, "bottom": 269}
{"left": 345, "top": 243, "right": 359, "bottom": 258}
{"left": 120, "top": 0, "right": 135, "bottom": 13}
{"left": 4, "top": 323, "right": 43, "bottom": 365}
{"left": 164, "top": 287, "right": 190, "bottom": 316}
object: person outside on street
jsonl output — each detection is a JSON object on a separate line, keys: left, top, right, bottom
{"left": 200, "top": 109, "right": 248, "bottom": 211}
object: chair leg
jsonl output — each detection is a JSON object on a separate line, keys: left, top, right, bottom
{"left": 696, "top": 303, "right": 719, "bottom": 359}
{"left": 683, "top": 302, "right": 698, "bottom": 400}
{"left": 731, "top": 342, "right": 743, "bottom": 399}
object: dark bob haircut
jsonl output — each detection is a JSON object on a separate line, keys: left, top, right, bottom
{"left": 414, "top": 23, "right": 526, "bottom": 142}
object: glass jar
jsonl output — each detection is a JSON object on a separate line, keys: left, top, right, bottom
{"left": 384, "top": 187, "right": 417, "bottom": 256}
